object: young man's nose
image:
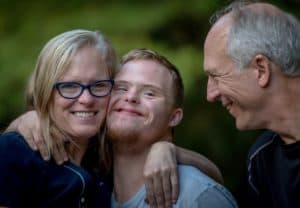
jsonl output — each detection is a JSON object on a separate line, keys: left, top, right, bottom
{"left": 124, "top": 89, "right": 139, "bottom": 104}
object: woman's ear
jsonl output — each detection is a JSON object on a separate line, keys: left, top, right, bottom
{"left": 169, "top": 108, "right": 183, "bottom": 127}
{"left": 251, "top": 54, "right": 271, "bottom": 88}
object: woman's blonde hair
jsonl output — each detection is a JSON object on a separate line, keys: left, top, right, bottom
{"left": 29, "top": 29, "right": 117, "bottom": 157}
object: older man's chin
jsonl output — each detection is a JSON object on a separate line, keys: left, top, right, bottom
{"left": 234, "top": 116, "right": 256, "bottom": 131}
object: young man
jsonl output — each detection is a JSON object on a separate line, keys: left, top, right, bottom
{"left": 107, "top": 48, "right": 237, "bottom": 207}
{"left": 204, "top": 1, "right": 300, "bottom": 207}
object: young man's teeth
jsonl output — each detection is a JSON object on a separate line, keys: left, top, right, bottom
{"left": 74, "top": 112, "right": 95, "bottom": 117}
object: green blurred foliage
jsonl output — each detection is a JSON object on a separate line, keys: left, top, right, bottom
{"left": 0, "top": 0, "right": 299, "bottom": 206}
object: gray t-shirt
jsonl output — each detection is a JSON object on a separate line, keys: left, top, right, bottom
{"left": 111, "top": 165, "right": 238, "bottom": 208}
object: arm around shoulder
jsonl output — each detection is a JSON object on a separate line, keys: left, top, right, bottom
{"left": 176, "top": 146, "right": 224, "bottom": 184}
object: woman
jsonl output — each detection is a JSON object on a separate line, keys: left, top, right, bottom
{"left": 0, "top": 29, "right": 117, "bottom": 207}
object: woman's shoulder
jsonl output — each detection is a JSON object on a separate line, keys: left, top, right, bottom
{"left": 0, "top": 131, "right": 36, "bottom": 162}
{"left": 0, "top": 132, "right": 42, "bottom": 207}
{"left": 0, "top": 131, "right": 30, "bottom": 149}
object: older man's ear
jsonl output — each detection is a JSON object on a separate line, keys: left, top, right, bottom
{"left": 251, "top": 54, "right": 272, "bottom": 88}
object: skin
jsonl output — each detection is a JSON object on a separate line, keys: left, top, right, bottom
{"left": 203, "top": 14, "right": 267, "bottom": 131}
{"left": 52, "top": 46, "right": 110, "bottom": 146}
{"left": 107, "top": 60, "right": 182, "bottom": 150}
{"left": 107, "top": 59, "right": 183, "bottom": 208}
{"left": 51, "top": 46, "right": 110, "bottom": 164}
{"left": 203, "top": 3, "right": 300, "bottom": 144}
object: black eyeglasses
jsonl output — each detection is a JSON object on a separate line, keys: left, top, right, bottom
{"left": 54, "top": 80, "right": 114, "bottom": 99}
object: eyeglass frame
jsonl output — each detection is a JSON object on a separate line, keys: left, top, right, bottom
{"left": 53, "top": 80, "right": 114, "bottom": 99}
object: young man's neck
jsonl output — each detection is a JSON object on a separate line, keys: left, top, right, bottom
{"left": 112, "top": 143, "right": 151, "bottom": 203}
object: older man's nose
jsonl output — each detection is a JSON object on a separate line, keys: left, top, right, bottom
{"left": 206, "top": 77, "right": 220, "bottom": 102}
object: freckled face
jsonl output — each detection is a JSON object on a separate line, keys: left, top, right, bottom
{"left": 51, "top": 46, "right": 110, "bottom": 145}
{"left": 106, "top": 60, "right": 176, "bottom": 144}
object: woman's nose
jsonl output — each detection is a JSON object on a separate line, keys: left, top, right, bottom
{"left": 78, "top": 89, "right": 95, "bottom": 104}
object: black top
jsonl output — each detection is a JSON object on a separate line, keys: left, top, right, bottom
{"left": 0, "top": 131, "right": 111, "bottom": 208}
{"left": 247, "top": 130, "right": 300, "bottom": 208}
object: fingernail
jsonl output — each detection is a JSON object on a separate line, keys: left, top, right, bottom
{"left": 43, "top": 155, "right": 50, "bottom": 161}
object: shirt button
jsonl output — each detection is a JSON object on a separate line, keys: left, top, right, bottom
{"left": 81, "top": 197, "right": 85, "bottom": 203}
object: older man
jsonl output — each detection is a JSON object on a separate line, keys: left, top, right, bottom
{"left": 107, "top": 48, "right": 237, "bottom": 208}
{"left": 204, "top": 1, "right": 300, "bottom": 207}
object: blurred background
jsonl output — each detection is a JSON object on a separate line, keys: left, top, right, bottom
{"left": 0, "top": 0, "right": 299, "bottom": 206}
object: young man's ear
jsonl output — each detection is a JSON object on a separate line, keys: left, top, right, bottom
{"left": 169, "top": 108, "right": 183, "bottom": 127}
{"left": 251, "top": 54, "right": 271, "bottom": 88}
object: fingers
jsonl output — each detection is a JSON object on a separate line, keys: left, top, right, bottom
{"left": 153, "top": 173, "right": 165, "bottom": 208}
{"left": 16, "top": 110, "right": 51, "bottom": 160}
{"left": 143, "top": 141, "right": 179, "bottom": 207}
{"left": 145, "top": 177, "right": 157, "bottom": 207}
{"left": 52, "top": 141, "right": 68, "bottom": 165}
{"left": 25, "top": 130, "right": 38, "bottom": 151}
{"left": 162, "top": 171, "right": 172, "bottom": 208}
{"left": 17, "top": 117, "right": 38, "bottom": 151}
{"left": 145, "top": 170, "right": 175, "bottom": 208}
{"left": 33, "top": 130, "right": 50, "bottom": 161}
{"left": 170, "top": 168, "right": 179, "bottom": 204}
